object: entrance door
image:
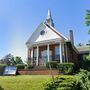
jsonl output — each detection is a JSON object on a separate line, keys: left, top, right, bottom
{"left": 41, "top": 50, "right": 52, "bottom": 65}
{"left": 41, "top": 50, "right": 47, "bottom": 65}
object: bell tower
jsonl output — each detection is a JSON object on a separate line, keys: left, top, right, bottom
{"left": 45, "top": 10, "right": 54, "bottom": 27}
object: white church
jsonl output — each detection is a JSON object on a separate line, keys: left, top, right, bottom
{"left": 26, "top": 10, "right": 79, "bottom": 66}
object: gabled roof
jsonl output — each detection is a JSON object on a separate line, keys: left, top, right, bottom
{"left": 26, "top": 10, "right": 69, "bottom": 48}
{"left": 44, "top": 23, "right": 69, "bottom": 41}
{"left": 77, "top": 46, "right": 90, "bottom": 54}
{"left": 26, "top": 22, "right": 69, "bottom": 48}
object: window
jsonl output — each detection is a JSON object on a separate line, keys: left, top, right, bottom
{"left": 55, "top": 46, "right": 60, "bottom": 61}
{"left": 34, "top": 48, "right": 37, "bottom": 65}
{"left": 41, "top": 50, "right": 47, "bottom": 65}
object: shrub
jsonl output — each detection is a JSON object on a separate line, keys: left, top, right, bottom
{"left": 46, "top": 61, "right": 58, "bottom": 69}
{"left": 0, "top": 64, "right": 7, "bottom": 75}
{"left": 33, "top": 66, "right": 47, "bottom": 70}
{"left": 76, "top": 69, "right": 90, "bottom": 90}
{"left": 44, "top": 69, "right": 90, "bottom": 90}
{"left": 16, "top": 64, "right": 25, "bottom": 69}
{"left": 58, "top": 63, "right": 75, "bottom": 75}
{"left": 44, "top": 75, "right": 77, "bottom": 90}
{"left": 82, "top": 60, "right": 90, "bottom": 71}
{"left": 25, "top": 64, "right": 34, "bottom": 69}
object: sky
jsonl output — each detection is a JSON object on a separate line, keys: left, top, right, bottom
{"left": 0, "top": 0, "right": 90, "bottom": 60}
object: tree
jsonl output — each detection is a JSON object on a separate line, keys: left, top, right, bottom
{"left": 85, "top": 10, "right": 90, "bottom": 34}
{"left": 0, "top": 54, "right": 23, "bottom": 65}
{"left": 85, "top": 10, "right": 90, "bottom": 61}
{"left": 77, "top": 43, "right": 83, "bottom": 47}
{"left": 10, "top": 56, "right": 24, "bottom": 65}
{"left": 0, "top": 54, "right": 14, "bottom": 65}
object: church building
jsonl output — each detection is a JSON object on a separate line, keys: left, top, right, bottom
{"left": 26, "top": 10, "right": 79, "bottom": 66}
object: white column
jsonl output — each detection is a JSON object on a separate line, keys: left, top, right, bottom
{"left": 31, "top": 48, "right": 33, "bottom": 65}
{"left": 36, "top": 46, "right": 39, "bottom": 65}
{"left": 62, "top": 43, "right": 65, "bottom": 63}
{"left": 59, "top": 42, "right": 63, "bottom": 63}
{"left": 47, "top": 44, "right": 50, "bottom": 62}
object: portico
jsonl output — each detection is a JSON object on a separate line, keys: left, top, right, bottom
{"left": 28, "top": 41, "right": 66, "bottom": 66}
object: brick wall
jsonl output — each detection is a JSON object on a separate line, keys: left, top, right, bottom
{"left": 17, "top": 69, "right": 59, "bottom": 75}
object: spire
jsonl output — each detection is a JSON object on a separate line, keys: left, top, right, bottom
{"left": 45, "top": 9, "right": 54, "bottom": 27}
{"left": 47, "top": 10, "right": 52, "bottom": 19}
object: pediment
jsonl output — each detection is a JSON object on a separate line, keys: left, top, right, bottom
{"left": 26, "top": 22, "right": 68, "bottom": 47}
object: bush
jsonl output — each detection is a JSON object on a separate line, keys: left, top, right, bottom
{"left": 44, "top": 69, "right": 90, "bottom": 90}
{"left": 33, "top": 66, "right": 47, "bottom": 70}
{"left": 0, "top": 64, "right": 7, "bottom": 75}
{"left": 58, "top": 63, "right": 75, "bottom": 75}
{"left": 16, "top": 64, "right": 25, "bottom": 69}
{"left": 82, "top": 60, "right": 90, "bottom": 71}
{"left": 25, "top": 64, "right": 34, "bottom": 69}
{"left": 44, "top": 75, "right": 77, "bottom": 90}
{"left": 46, "top": 61, "right": 58, "bottom": 69}
{"left": 76, "top": 69, "right": 90, "bottom": 90}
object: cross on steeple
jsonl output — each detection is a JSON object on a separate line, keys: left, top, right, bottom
{"left": 46, "top": 9, "right": 54, "bottom": 27}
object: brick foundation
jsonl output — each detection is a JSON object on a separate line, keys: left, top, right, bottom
{"left": 17, "top": 69, "right": 59, "bottom": 75}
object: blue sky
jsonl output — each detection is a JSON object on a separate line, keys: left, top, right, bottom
{"left": 0, "top": 0, "right": 90, "bottom": 60}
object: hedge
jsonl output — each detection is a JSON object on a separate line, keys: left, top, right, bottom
{"left": 16, "top": 64, "right": 25, "bottom": 69}
{"left": 58, "top": 63, "right": 75, "bottom": 75}
{"left": 46, "top": 61, "right": 58, "bottom": 69}
{"left": 0, "top": 64, "right": 7, "bottom": 75}
{"left": 25, "top": 64, "right": 34, "bottom": 69}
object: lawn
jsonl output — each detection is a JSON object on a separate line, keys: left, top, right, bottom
{"left": 0, "top": 75, "right": 51, "bottom": 90}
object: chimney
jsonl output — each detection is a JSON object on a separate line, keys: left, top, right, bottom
{"left": 70, "top": 30, "right": 74, "bottom": 45}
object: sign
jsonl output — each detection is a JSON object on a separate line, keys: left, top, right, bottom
{"left": 3, "top": 66, "right": 17, "bottom": 75}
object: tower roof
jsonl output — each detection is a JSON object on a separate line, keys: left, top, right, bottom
{"left": 47, "top": 10, "right": 52, "bottom": 19}
{"left": 45, "top": 10, "right": 54, "bottom": 27}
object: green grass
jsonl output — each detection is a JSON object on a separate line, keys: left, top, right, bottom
{"left": 0, "top": 75, "right": 52, "bottom": 90}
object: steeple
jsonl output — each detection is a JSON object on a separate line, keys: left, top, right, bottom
{"left": 47, "top": 10, "right": 52, "bottom": 19}
{"left": 45, "top": 10, "right": 54, "bottom": 27}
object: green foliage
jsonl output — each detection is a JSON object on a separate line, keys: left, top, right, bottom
{"left": 46, "top": 61, "right": 58, "bottom": 69}
{"left": 11, "top": 56, "right": 23, "bottom": 65}
{"left": 25, "top": 60, "right": 34, "bottom": 69}
{"left": 44, "top": 70, "right": 90, "bottom": 90}
{"left": 44, "top": 75, "right": 77, "bottom": 90}
{"left": 16, "top": 64, "right": 25, "bottom": 69}
{"left": 33, "top": 66, "right": 47, "bottom": 70}
{"left": 87, "top": 54, "right": 90, "bottom": 61}
{"left": 58, "top": 63, "right": 75, "bottom": 75}
{"left": 82, "top": 60, "right": 90, "bottom": 71}
{"left": 25, "top": 64, "right": 34, "bottom": 69}
{"left": 85, "top": 10, "right": 90, "bottom": 27}
{"left": 0, "top": 64, "right": 7, "bottom": 75}
{"left": 76, "top": 69, "right": 90, "bottom": 90}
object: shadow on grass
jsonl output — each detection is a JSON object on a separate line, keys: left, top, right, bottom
{"left": 0, "top": 86, "right": 4, "bottom": 90}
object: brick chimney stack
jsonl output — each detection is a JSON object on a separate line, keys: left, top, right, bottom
{"left": 70, "top": 30, "right": 74, "bottom": 45}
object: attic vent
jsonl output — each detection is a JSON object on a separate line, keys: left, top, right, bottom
{"left": 40, "top": 30, "right": 45, "bottom": 35}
